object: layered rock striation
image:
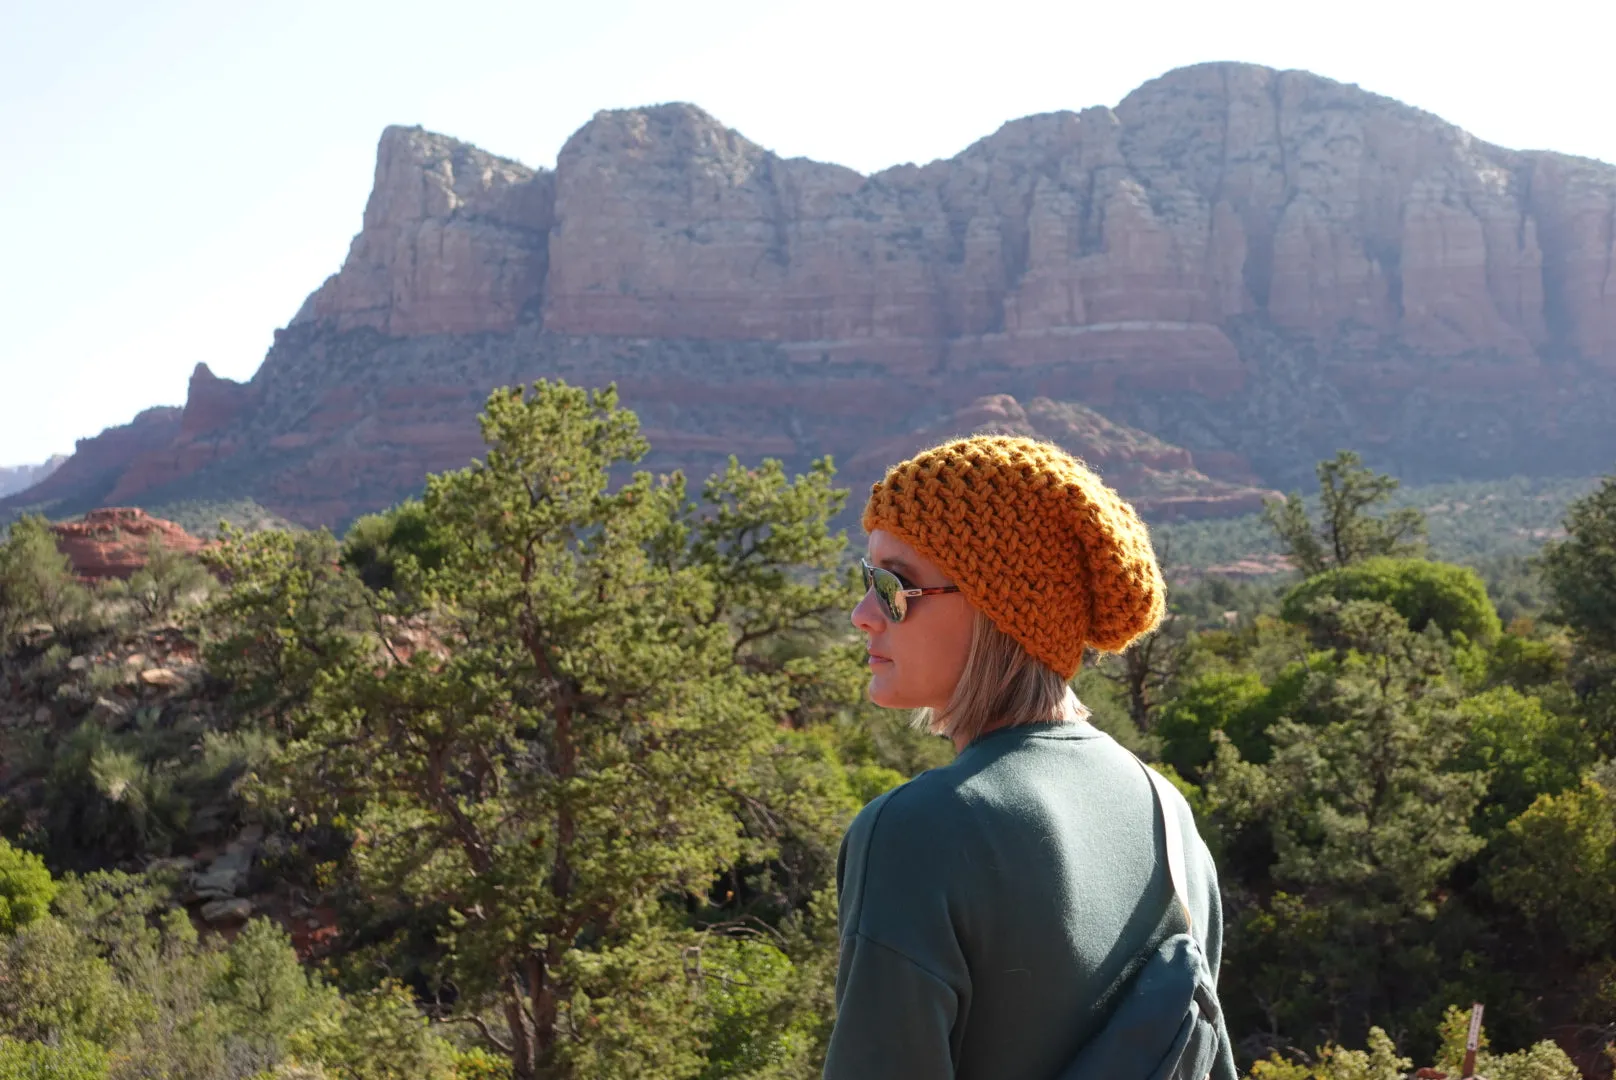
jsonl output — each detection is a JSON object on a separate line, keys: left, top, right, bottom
{"left": 537, "top": 65, "right": 1616, "bottom": 391}
{"left": 9, "top": 63, "right": 1616, "bottom": 529}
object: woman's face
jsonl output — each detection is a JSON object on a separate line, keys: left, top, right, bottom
{"left": 852, "top": 529, "right": 975, "bottom": 711}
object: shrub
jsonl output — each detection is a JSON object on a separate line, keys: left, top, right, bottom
{"left": 291, "top": 981, "right": 457, "bottom": 1080}
{"left": 697, "top": 937, "right": 817, "bottom": 1080}
{"left": 1457, "top": 687, "right": 1596, "bottom": 836}
{"left": 124, "top": 536, "right": 214, "bottom": 621}
{"left": 1492, "top": 778, "right": 1616, "bottom": 956}
{"left": 0, "top": 840, "right": 56, "bottom": 936}
{"left": 1247, "top": 1012, "right": 1579, "bottom": 1080}
{"left": 40, "top": 726, "right": 183, "bottom": 863}
{"left": 0, "top": 917, "right": 141, "bottom": 1045}
{"left": 1433, "top": 1004, "right": 1580, "bottom": 1080}
{"left": 1486, "top": 627, "right": 1569, "bottom": 688}
{"left": 0, "top": 1036, "right": 111, "bottom": 1080}
{"left": 1156, "top": 662, "right": 1309, "bottom": 778}
{"left": 450, "top": 1048, "right": 512, "bottom": 1080}
{"left": 1281, "top": 556, "right": 1502, "bottom": 644}
{"left": 0, "top": 516, "right": 90, "bottom": 644}
{"left": 213, "top": 918, "right": 321, "bottom": 1055}
{"left": 340, "top": 499, "right": 450, "bottom": 593}
{"left": 1157, "top": 669, "right": 1270, "bottom": 778}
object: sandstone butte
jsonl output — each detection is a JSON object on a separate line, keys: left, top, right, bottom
{"left": 5, "top": 62, "right": 1616, "bottom": 531}
{"left": 49, "top": 508, "right": 207, "bottom": 582}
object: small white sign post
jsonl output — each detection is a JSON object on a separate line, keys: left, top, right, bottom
{"left": 1462, "top": 1002, "right": 1484, "bottom": 1078}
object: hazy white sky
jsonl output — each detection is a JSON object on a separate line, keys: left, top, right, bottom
{"left": 3, "top": 0, "right": 1613, "bottom": 465}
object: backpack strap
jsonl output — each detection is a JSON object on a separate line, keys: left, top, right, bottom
{"left": 1135, "top": 756, "right": 1193, "bottom": 933}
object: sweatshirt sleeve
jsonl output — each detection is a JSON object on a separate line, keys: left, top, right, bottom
{"left": 823, "top": 788, "right": 967, "bottom": 1079}
{"left": 823, "top": 932, "right": 959, "bottom": 1078}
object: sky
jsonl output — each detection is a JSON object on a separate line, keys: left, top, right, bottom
{"left": 3, "top": 0, "right": 1614, "bottom": 466}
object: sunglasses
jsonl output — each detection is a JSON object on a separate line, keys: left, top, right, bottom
{"left": 860, "top": 559, "right": 962, "bottom": 622}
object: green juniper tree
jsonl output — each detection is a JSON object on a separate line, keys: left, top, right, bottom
{"left": 1538, "top": 474, "right": 1616, "bottom": 654}
{"left": 0, "top": 515, "right": 90, "bottom": 646}
{"left": 1280, "top": 557, "right": 1501, "bottom": 646}
{"left": 223, "top": 382, "right": 861, "bottom": 1079}
{"left": 1264, "top": 452, "right": 1427, "bottom": 577}
{"left": 1207, "top": 601, "right": 1488, "bottom": 1043}
{"left": 202, "top": 526, "right": 369, "bottom": 729}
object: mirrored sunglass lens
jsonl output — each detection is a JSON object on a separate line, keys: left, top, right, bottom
{"left": 872, "top": 566, "right": 906, "bottom": 621}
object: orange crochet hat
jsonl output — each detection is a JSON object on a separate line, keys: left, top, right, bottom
{"left": 862, "top": 435, "right": 1165, "bottom": 679}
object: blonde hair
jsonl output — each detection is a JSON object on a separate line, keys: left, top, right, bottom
{"left": 916, "top": 609, "right": 1089, "bottom": 745}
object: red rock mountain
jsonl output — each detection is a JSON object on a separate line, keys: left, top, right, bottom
{"left": 7, "top": 63, "right": 1615, "bottom": 528}
{"left": 6, "top": 409, "right": 182, "bottom": 511}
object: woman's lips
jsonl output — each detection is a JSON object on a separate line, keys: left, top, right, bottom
{"left": 867, "top": 653, "right": 892, "bottom": 665}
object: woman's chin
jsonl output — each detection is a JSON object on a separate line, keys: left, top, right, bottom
{"left": 866, "top": 671, "right": 914, "bottom": 710}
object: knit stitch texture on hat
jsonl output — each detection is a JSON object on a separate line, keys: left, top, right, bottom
{"left": 861, "top": 435, "right": 1165, "bottom": 679}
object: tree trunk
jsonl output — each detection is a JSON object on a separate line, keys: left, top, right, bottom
{"left": 1125, "top": 645, "right": 1153, "bottom": 731}
{"left": 505, "top": 974, "right": 538, "bottom": 1080}
{"left": 531, "top": 954, "right": 559, "bottom": 1060}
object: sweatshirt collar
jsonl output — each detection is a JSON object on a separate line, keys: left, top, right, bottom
{"left": 964, "top": 719, "right": 1102, "bottom": 753}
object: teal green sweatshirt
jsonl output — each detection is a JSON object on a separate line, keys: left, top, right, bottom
{"left": 824, "top": 720, "right": 1238, "bottom": 1080}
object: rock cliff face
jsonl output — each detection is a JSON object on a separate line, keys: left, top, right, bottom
{"left": 292, "top": 127, "right": 554, "bottom": 336}
{"left": 542, "top": 65, "right": 1616, "bottom": 376}
{"left": 103, "top": 364, "right": 262, "bottom": 504}
{"left": 9, "top": 63, "right": 1616, "bottom": 530}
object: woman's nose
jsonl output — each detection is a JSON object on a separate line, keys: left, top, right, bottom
{"left": 851, "top": 588, "right": 886, "bottom": 635}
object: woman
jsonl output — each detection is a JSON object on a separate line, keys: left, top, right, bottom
{"left": 824, "top": 435, "right": 1237, "bottom": 1080}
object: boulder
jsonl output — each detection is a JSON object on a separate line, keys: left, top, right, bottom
{"left": 138, "top": 668, "right": 186, "bottom": 689}
{"left": 191, "top": 867, "right": 244, "bottom": 900}
{"left": 90, "top": 697, "right": 127, "bottom": 722}
{"left": 200, "top": 897, "right": 253, "bottom": 924}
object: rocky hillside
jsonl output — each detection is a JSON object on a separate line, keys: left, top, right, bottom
{"left": 8, "top": 62, "right": 1616, "bottom": 528}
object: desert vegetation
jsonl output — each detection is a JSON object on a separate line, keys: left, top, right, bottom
{"left": 1156, "top": 473, "right": 1602, "bottom": 574}
{"left": 3, "top": 382, "right": 1615, "bottom": 1078}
